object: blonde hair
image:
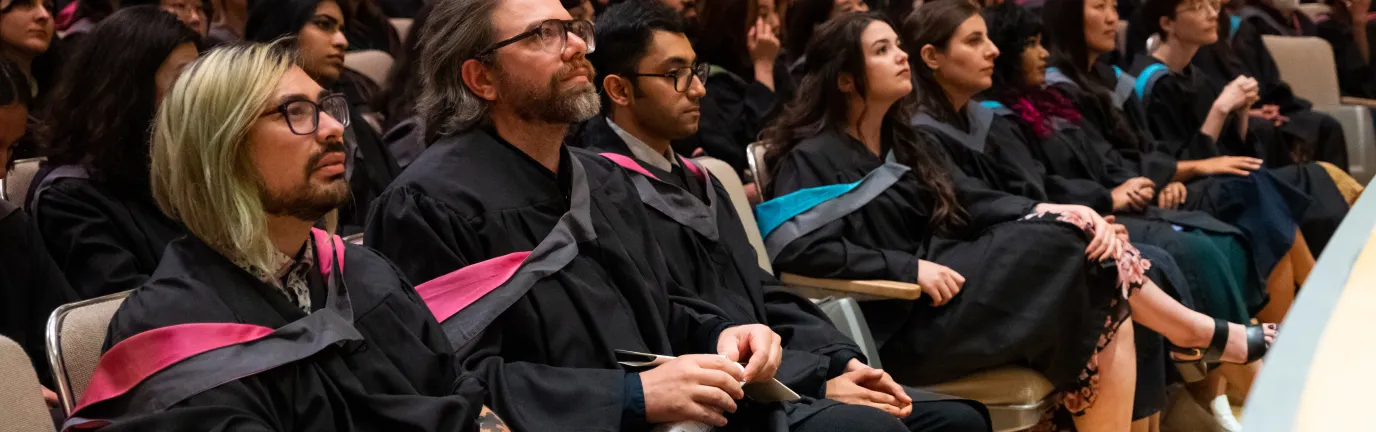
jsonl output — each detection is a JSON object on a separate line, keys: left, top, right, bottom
{"left": 151, "top": 40, "right": 318, "bottom": 274}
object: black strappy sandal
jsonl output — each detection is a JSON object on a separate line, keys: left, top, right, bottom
{"left": 1170, "top": 318, "right": 1276, "bottom": 382}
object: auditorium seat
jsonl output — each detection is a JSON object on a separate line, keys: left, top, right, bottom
{"left": 1261, "top": 35, "right": 1376, "bottom": 184}
{"left": 343, "top": 50, "right": 394, "bottom": 90}
{"left": 45, "top": 290, "right": 130, "bottom": 415}
{"left": 0, "top": 336, "right": 55, "bottom": 432}
{"left": 703, "top": 153, "right": 1054, "bottom": 432}
{"left": 1, "top": 157, "right": 44, "bottom": 208}
{"left": 1298, "top": 3, "right": 1331, "bottom": 22}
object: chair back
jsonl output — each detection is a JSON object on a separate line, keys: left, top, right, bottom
{"left": 1262, "top": 35, "right": 1342, "bottom": 106}
{"left": 46, "top": 290, "right": 130, "bottom": 415}
{"left": 0, "top": 336, "right": 55, "bottom": 432}
{"left": 344, "top": 50, "right": 395, "bottom": 90}
{"left": 2, "top": 157, "right": 44, "bottom": 208}
{"left": 1298, "top": 3, "right": 1331, "bottom": 21}
{"left": 695, "top": 157, "right": 772, "bottom": 273}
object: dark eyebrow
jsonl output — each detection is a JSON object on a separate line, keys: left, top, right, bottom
{"left": 870, "top": 39, "right": 891, "bottom": 50}
{"left": 312, "top": 15, "right": 340, "bottom": 26}
{"left": 661, "top": 56, "right": 692, "bottom": 69}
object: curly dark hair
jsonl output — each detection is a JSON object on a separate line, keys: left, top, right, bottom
{"left": 762, "top": 12, "right": 965, "bottom": 232}
{"left": 42, "top": 6, "right": 202, "bottom": 190}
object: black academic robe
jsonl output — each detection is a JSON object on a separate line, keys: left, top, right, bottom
{"left": 1051, "top": 64, "right": 1312, "bottom": 280}
{"left": 769, "top": 129, "right": 1130, "bottom": 405}
{"left": 581, "top": 118, "right": 865, "bottom": 397}
{"left": 0, "top": 201, "right": 76, "bottom": 387}
{"left": 28, "top": 166, "right": 185, "bottom": 300}
{"left": 1316, "top": 18, "right": 1376, "bottom": 98}
{"left": 672, "top": 66, "right": 778, "bottom": 173}
{"left": 71, "top": 233, "right": 486, "bottom": 431}
{"left": 1127, "top": 56, "right": 1350, "bottom": 254}
{"left": 1194, "top": 12, "right": 1350, "bottom": 170}
{"left": 368, "top": 129, "right": 812, "bottom": 431}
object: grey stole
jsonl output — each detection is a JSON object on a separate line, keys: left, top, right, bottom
{"left": 1043, "top": 67, "right": 1137, "bottom": 108}
{"left": 761, "top": 160, "right": 910, "bottom": 262}
{"left": 624, "top": 159, "right": 720, "bottom": 242}
{"left": 439, "top": 154, "right": 597, "bottom": 349}
{"left": 911, "top": 102, "right": 998, "bottom": 152}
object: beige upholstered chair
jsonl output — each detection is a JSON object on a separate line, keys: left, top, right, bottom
{"left": 46, "top": 290, "right": 130, "bottom": 415}
{"left": 1, "top": 157, "right": 44, "bottom": 208}
{"left": 1261, "top": 35, "right": 1376, "bottom": 184}
{"left": 0, "top": 336, "right": 55, "bottom": 432}
{"left": 389, "top": 18, "right": 413, "bottom": 43}
{"left": 703, "top": 154, "right": 1054, "bottom": 431}
{"left": 1298, "top": 3, "right": 1331, "bottom": 21}
{"left": 343, "top": 50, "right": 394, "bottom": 90}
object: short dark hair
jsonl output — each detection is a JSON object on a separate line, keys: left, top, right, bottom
{"left": 588, "top": 0, "right": 686, "bottom": 110}
{"left": 42, "top": 6, "right": 202, "bottom": 189}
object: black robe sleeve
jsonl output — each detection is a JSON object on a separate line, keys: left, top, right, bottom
{"left": 0, "top": 209, "right": 76, "bottom": 387}
{"left": 34, "top": 182, "right": 157, "bottom": 299}
{"left": 1140, "top": 72, "right": 1243, "bottom": 160}
{"left": 1317, "top": 19, "right": 1376, "bottom": 99}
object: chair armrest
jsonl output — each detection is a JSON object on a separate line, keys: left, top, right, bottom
{"left": 1341, "top": 96, "right": 1376, "bottom": 108}
{"left": 778, "top": 273, "right": 923, "bottom": 300}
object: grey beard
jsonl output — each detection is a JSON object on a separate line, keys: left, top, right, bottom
{"left": 516, "top": 83, "right": 600, "bottom": 124}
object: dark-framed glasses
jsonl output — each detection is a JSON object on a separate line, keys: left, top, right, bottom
{"left": 478, "top": 19, "right": 596, "bottom": 58}
{"left": 261, "top": 94, "right": 351, "bottom": 136}
{"left": 628, "top": 62, "right": 710, "bottom": 92}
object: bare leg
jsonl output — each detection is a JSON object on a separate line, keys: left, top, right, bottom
{"left": 1219, "top": 360, "right": 1263, "bottom": 402}
{"left": 1073, "top": 319, "right": 1136, "bottom": 432}
{"left": 1128, "top": 280, "right": 1276, "bottom": 364}
{"left": 1188, "top": 371, "right": 1226, "bottom": 408}
{"left": 1131, "top": 413, "right": 1161, "bottom": 432}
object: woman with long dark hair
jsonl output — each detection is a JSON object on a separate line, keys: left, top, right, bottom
{"left": 29, "top": 6, "right": 199, "bottom": 299}
{"left": 895, "top": 1, "right": 1275, "bottom": 426}
{"left": 1313, "top": 0, "right": 1376, "bottom": 98}
{"left": 763, "top": 11, "right": 1147, "bottom": 431}
{"left": 0, "top": 0, "right": 55, "bottom": 159}
{"left": 1123, "top": 0, "right": 1351, "bottom": 253}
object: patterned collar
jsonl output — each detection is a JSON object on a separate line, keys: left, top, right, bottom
{"left": 237, "top": 240, "right": 315, "bottom": 313}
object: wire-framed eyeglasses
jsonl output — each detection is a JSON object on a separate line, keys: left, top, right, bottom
{"left": 477, "top": 19, "right": 596, "bottom": 58}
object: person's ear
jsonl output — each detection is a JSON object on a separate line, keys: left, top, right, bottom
{"left": 837, "top": 71, "right": 857, "bottom": 94}
{"left": 1158, "top": 15, "right": 1175, "bottom": 38}
{"left": 461, "top": 58, "right": 498, "bottom": 101}
{"left": 604, "top": 75, "right": 635, "bottom": 107}
{"left": 920, "top": 44, "right": 942, "bottom": 71}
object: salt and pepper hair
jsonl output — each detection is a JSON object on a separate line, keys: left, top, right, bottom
{"left": 415, "top": 0, "right": 502, "bottom": 143}
{"left": 150, "top": 40, "right": 325, "bottom": 275}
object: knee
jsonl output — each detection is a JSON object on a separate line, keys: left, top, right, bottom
{"left": 906, "top": 401, "right": 992, "bottom": 432}
{"left": 810, "top": 404, "right": 908, "bottom": 432}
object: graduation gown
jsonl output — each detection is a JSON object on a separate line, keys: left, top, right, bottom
{"left": 1127, "top": 56, "right": 1350, "bottom": 254}
{"left": 28, "top": 164, "right": 186, "bottom": 300}
{"left": 66, "top": 230, "right": 486, "bottom": 431}
{"left": 0, "top": 201, "right": 76, "bottom": 387}
{"left": 1315, "top": 17, "right": 1376, "bottom": 98}
{"left": 672, "top": 66, "right": 778, "bottom": 173}
{"left": 369, "top": 129, "right": 835, "bottom": 431}
{"left": 581, "top": 119, "right": 994, "bottom": 430}
{"left": 1193, "top": 12, "right": 1350, "bottom": 170}
{"left": 764, "top": 129, "right": 1132, "bottom": 413}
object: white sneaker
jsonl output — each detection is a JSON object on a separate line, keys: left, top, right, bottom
{"left": 1212, "top": 394, "right": 1244, "bottom": 432}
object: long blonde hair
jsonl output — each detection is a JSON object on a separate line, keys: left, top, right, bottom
{"left": 151, "top": 40, "right": 308, "bottom": 274}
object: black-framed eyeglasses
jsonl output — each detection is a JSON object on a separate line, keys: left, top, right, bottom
{"left": 477, "top": 19, "right": 596, "bottom": 58}
{"left": 260, "top": 94, "right": 351, "bottom": 136}
{"left": 627, "top": 63, "right": 710, "bottom": 92}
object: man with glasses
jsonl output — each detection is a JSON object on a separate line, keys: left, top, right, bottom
{"left": 64, "top": 40, "right": 504, "bottom": 431}
{"left": 577, "top": 2, "right": 991, "bottom": 431}
{"left": 367, "top": 0, "right": 801, "bottom": 430}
